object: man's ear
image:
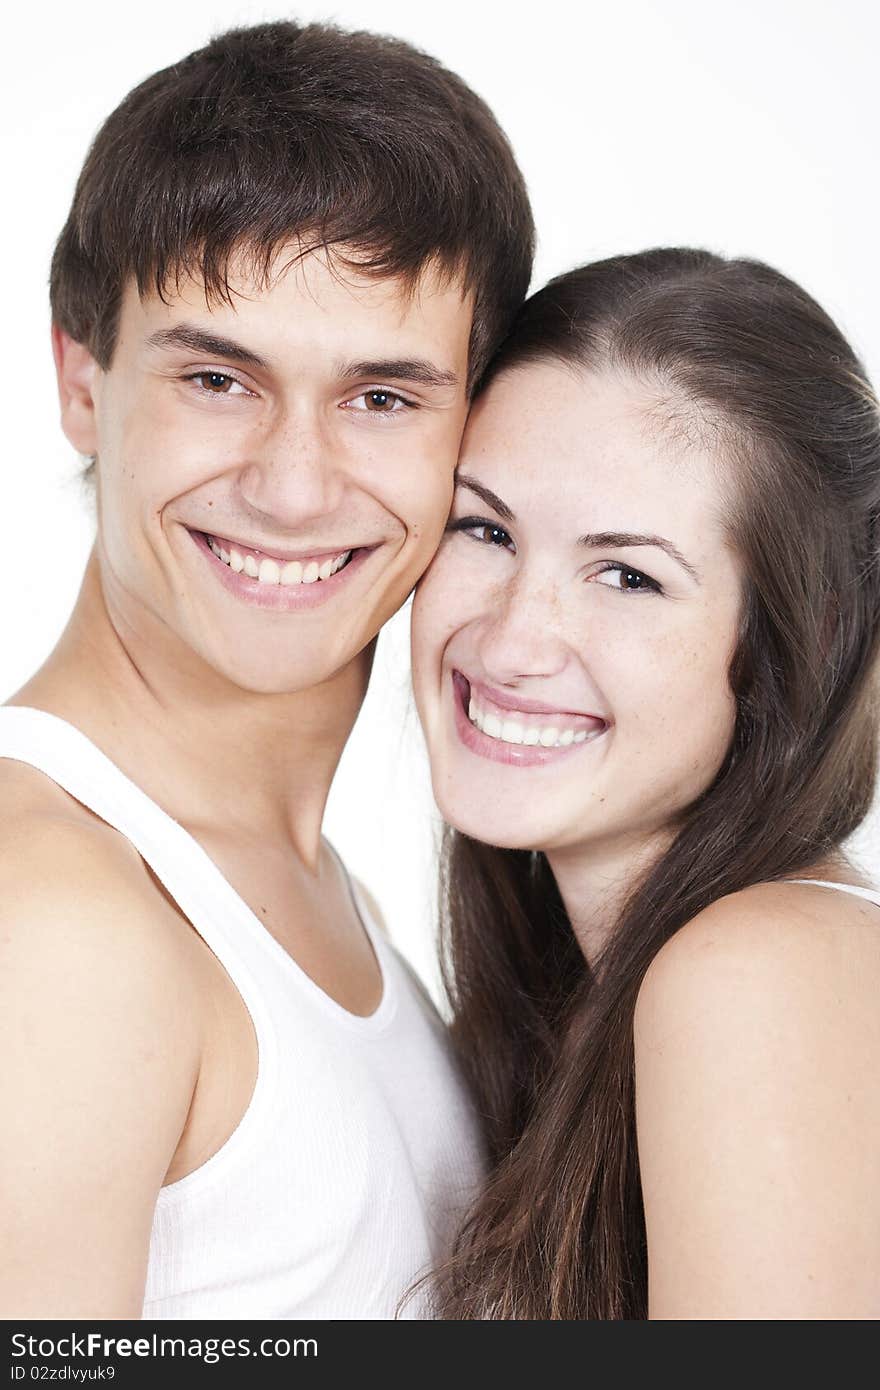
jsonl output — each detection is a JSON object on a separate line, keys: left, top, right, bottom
{"left": 51, "top": 324, "right": 101, "bottom": 456}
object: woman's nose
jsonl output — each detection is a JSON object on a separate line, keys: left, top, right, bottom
{"left": 474, "top": 574, "right": 573, "bottom": 685}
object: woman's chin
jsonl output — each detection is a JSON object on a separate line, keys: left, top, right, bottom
{"left": 434, "top": 793, "right": 544, "bottom": 851}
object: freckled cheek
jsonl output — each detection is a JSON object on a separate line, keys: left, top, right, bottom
{"left": 597, "top": 623, "right": 722, "bottom": 716}
{"left": 408, "top": 481, "right": 456, "bottom": 549}
{"left": 413, "top": 555, "right": 480, "bottom": 682}
{"left": 620, "top": 629, "right": 737, "bottom": 767}
{"left": 683, "top": 622, "right": 740, "bottom": 727}
{"left": 411, "top": 611, "right": 450, "bottom": 739}
{"left": 370, "top": 454, "right": 455, "bottom": 551}
{"left": 98, "top": 404, "right": 221, "bottom": 509}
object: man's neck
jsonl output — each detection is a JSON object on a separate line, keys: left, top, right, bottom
{"left": 11, "top": 551, "right": 370, "bottom": 869}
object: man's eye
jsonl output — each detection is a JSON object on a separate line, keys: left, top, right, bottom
{"left": 592, "top": 563, "right": 660, "bottom": 594}
{"left": 185, "top": 372, "right": 247, "bottom": 395}
{"left": 346, "top": 390, "right": 413, "bottom": 414}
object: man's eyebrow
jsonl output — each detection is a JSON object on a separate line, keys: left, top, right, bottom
{"left": 145, "top": 325, "right": 270, "bottom": 370}
{"left": 579, "top": 531, "right": 701, "bottom": 583}
{"left": 340, "top": 358, "right": 460, "bottom": 390}
{"left": 454, "top": 474, "right": 515, "bottom": 523}
{"left": 145, "top": 334, "right": 459, "bottom": 390}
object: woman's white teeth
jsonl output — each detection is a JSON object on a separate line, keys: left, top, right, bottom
{"left": 208, "top": 537, "right": 352, "bottom": 585}
{"left": 467, "top": 695, "right": 595, "bottom": 749}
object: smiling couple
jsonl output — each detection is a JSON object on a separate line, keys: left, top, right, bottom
{"left": 2, "top": 20, "right": 879, "bottom": 1322}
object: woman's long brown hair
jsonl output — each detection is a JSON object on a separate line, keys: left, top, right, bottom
{"left": 432, "top": 249, "right": 880, "bottom": 1318}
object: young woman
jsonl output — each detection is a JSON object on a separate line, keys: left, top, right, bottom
{"left": 411, "top": 249, "right": 880, "bottom": 1319}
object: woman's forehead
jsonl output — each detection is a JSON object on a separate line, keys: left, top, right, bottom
{"left": 461, "top": 362, "right": 731, "bottom": 508}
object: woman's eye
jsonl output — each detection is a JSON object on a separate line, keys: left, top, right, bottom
{"left": 186, "top": 372, "right": 248, "bottom": 395}
{"left": 447, "top": 517, "right": 515, "bottom": 551}
{"left": 346, "top": 389, "right": 412, "bottom": 414}
{"left": 473, "top": 524, "right": 512, "bottom": 548}
{"left": 592, "top": 563, "right": 660, "bottom": 594}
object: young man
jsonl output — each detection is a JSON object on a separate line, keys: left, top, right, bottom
{"left": 0, "top": 21, "right": 533, "bottom": 1318}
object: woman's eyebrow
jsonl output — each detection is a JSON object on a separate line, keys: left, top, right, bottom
{"left": 454, "top": 482, "right": 701, "bottom": 582}
{"left": 579, "top": 531, "right": 701, "bottom": 583}
{"left": 454, "top": 474, "right": 515, "bottom": 523}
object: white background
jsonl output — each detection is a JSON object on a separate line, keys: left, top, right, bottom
{"left": 2, "top": 0, "right": 878, "bottom": 996}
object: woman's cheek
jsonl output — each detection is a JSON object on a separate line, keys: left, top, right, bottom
{"left": 413, "top": 569, "right": 463, "bottom": 670}
{"left": 416, "top": 540, "right": 467, "bottom": 619}
{"left": 416, "top": 536, "right": 514, "bottom": 655}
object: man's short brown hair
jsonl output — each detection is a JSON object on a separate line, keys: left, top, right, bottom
{"left": 50, "top": 20, "right": 534, "bottom": 391}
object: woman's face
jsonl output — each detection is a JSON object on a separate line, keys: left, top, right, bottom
{"left": 411, "top": 361, "right": 744, "bottom": 861}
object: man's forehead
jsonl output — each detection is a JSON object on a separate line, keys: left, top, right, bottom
{"left": 124, "top": 242, "right": 472, "bottom": 334}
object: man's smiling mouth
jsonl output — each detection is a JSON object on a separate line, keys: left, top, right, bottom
{"left": 201, "top": 532, "right": 355, "bottom": 586}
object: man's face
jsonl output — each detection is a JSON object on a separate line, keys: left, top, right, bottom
{"left": 62, "top": 247, "right": 472, "bottom": 695}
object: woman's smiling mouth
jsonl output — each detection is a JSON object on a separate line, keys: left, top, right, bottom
{"left": 451, "top": 670, "right": 608, "bottom": 765}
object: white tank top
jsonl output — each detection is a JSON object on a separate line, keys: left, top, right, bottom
{"left": 786, "top": 878, "right": 880, "bottom": 906}
{"left": 0, "top": 706, "right": 484, "bottom": 1320}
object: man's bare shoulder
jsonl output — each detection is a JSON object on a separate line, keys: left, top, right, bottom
{"left": 0, "top": 756, "right": 205, "bottom": 1037}
{"left": 0, "top": 758, "right": 208, "bottom": 1315}
{"left": 0, "top": 753, "right": 136, "bottom": 868}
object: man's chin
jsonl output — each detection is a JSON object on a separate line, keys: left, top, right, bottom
{"left": 206, "top": 644, "right": 376, "bottom": 701}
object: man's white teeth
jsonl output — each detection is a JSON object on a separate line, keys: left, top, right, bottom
{"left": 467, "top": 695, "right": 596, "bottom": 749}
{"left": 208, "top": 538, "right": 352, "bottom": 585}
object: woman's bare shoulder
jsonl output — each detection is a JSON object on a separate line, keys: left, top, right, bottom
{"left": 633, "top": 878, "right": 880, "bottom": 1317}
{"left": 636, "top": 876, "right": 880, "bottom": 1026}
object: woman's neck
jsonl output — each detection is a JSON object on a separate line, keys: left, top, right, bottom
{"left": 548, "top": 839, "right": 871, "bottom": 971}
{"left": 546, "top": 832, "right": 672, "bottom": 970}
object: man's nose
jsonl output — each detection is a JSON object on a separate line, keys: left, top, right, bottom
{"left": 237, "top": 404, "right": 344, "bottom": 530}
